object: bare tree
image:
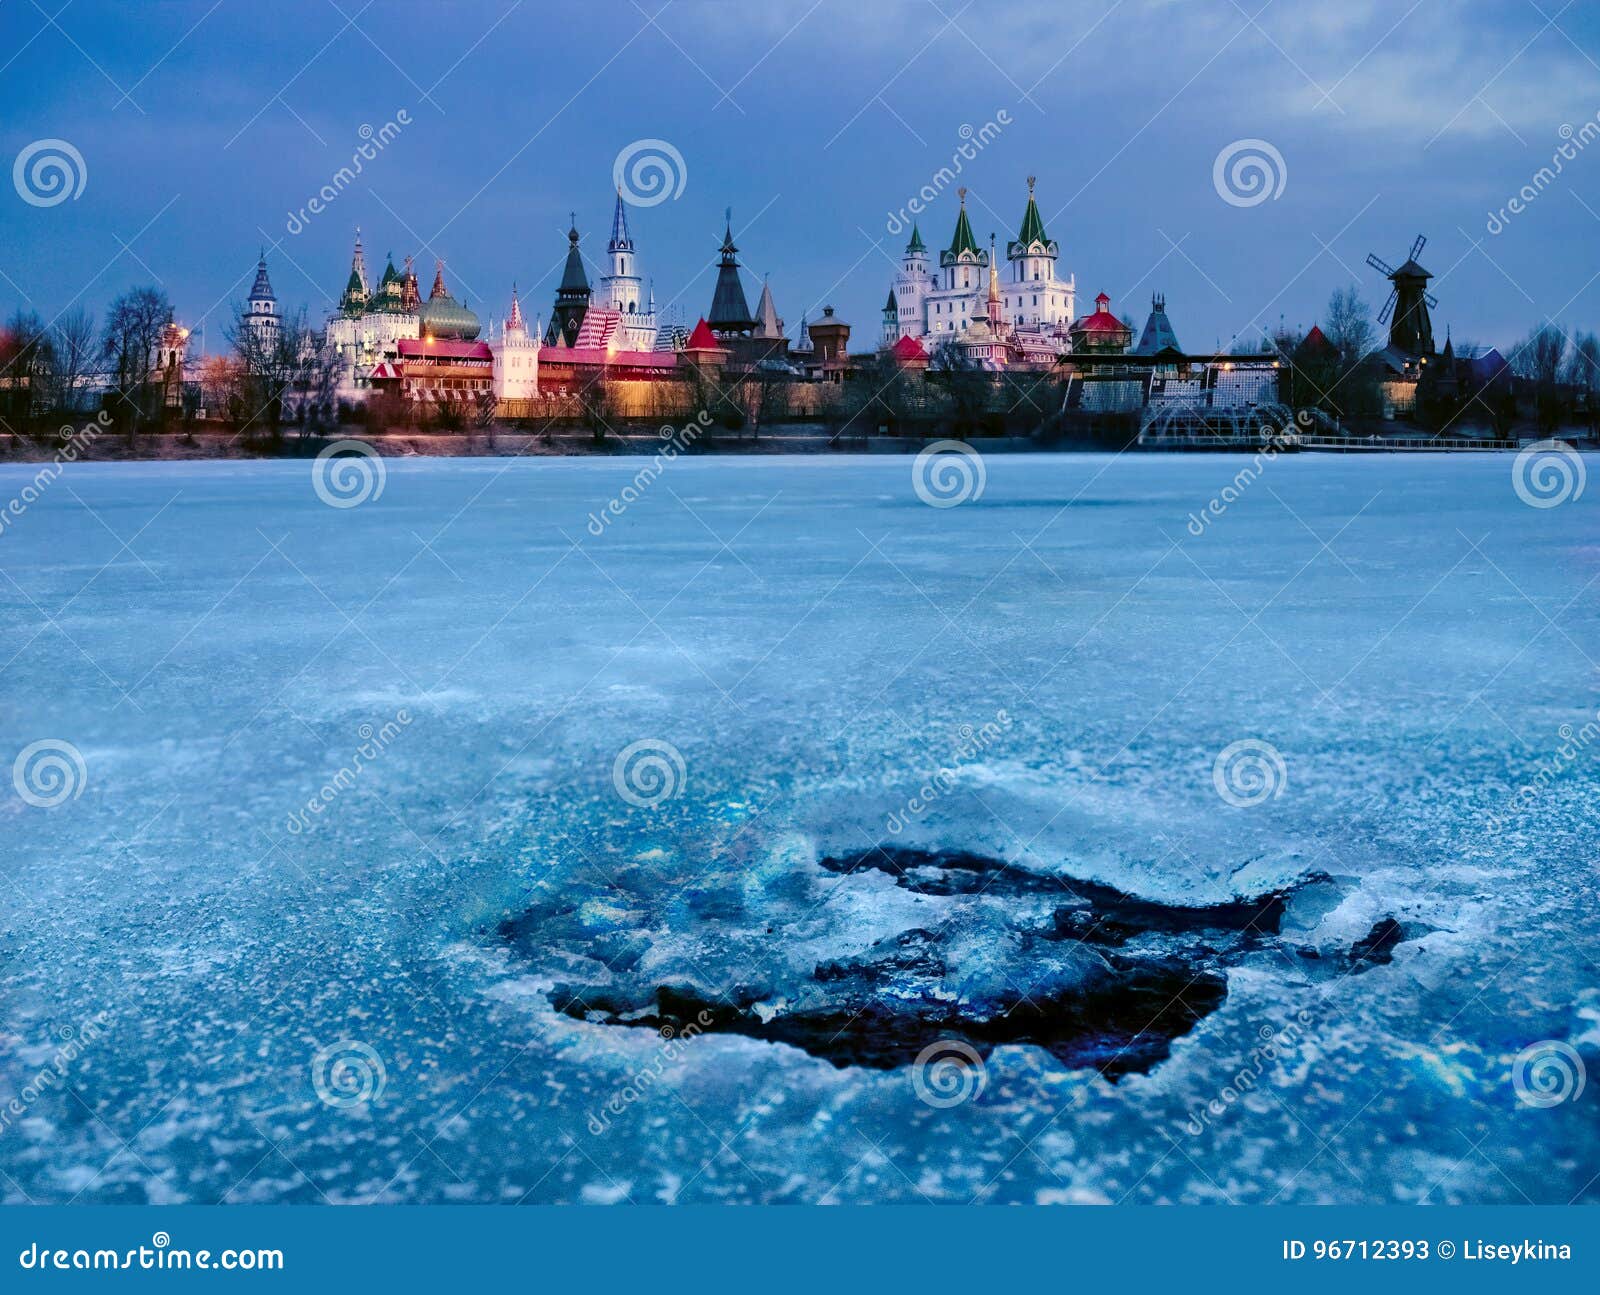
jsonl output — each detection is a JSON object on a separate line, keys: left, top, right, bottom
{"left": 1511, "top": 323, "right": 1569, "bottom": 431}
{"left": 101, "top": 286, "right": 173, "bottom": 433}
{"left": 1566, "top": 330, "right": 1600, "bottom": 435}
{"left": 1324, "top": 286, "right": 1375, "bottom": 362}
{"left": 229, "top": 306, "right": 338, "bottom": 438}
{"left": 49, "top": 306, "right": 96, "bottom": 415}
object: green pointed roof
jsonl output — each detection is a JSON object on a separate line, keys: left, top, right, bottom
{"left": 379, "top": 256, "right": 398, "bottom": 287}
{"left": 883, "top": 288, "right": 898, "bottom": 313}
{"left": 906, "top": 222, "right": 926, "bottom": 254}
{"left": 1016, "top": 176, "right": 1048, "bottom": 246}
{"left": 947, "top": 190, "right": 979, "bottom": 258}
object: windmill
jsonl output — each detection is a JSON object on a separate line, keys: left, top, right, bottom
{"left": 1366, "top": 234, "right": 1438, "bottom": 357}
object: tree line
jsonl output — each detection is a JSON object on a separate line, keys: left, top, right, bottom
{"left": 1, "top": 284, "right": 339, "bottom": 443}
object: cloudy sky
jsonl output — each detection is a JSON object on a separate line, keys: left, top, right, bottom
{"left": 2, "top": 0, "right": 1597, "bottom": 353}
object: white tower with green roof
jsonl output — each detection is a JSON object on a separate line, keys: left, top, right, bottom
{"left": 884, "top": 180, "right": 1076, "bottom": 356}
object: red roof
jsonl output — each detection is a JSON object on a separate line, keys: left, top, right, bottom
{"left": 890, "top": 333, "right": 928, "bottom": 361}
{"left": 1297, "top": 324, "right": 1335, "bottom": 355}
{"left": 398, "top": 338, "right": 491, "bottom": 359}
{"left": 1074, "top": 310, "right": 1128, "bottom": 332}
{"left": 684, "top": 318, "right": 723, "bottom": 351}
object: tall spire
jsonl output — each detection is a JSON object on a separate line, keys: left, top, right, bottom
{"left": 609, "top": 189, "right": 632, "bottom": 252}
{"left": 1015, "top": 175, "right": 1049, "bottom": 247}
{"left": 987, "top": 233, "right": 1002, "bottom": 328}
{"left": 753, "top": 277, "right": 783, "bottom": 339}
{"left": 558, "top": 218, "right": 589, "bottom": 293}
{"left": 947, "top": 187, "right": 980, "bottom": 258}
{"left": 400, "top": 255, "right": 420, "bottom": 312}
{"left": 508, "top": 282, "right": 525, "bottom": 332}
{"left": 549, "top": 216, "right": 591, "bottom": 346}
{"left": 906, "top": 222, "right": 926, "bottom": 255}
{"left": 708, "top": 207, "right": 755, "bottom": 335}
{"left": 340, "top": 227, "right": 369, "bottom": 314}
{"left": 249, "top": 251, "right": 275, "bottom": 302}
{"left": 430, "top": 259, "right": 447, "bottom": 299}
{"left": 351, "top": 226, "right": 368, "bottom": 293}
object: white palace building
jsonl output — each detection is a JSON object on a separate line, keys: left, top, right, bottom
{"left": 887, "top": 178, "right": 1076, "bottom": 358}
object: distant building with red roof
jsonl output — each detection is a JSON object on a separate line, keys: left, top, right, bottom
{"left": 1069, "top": 293, "right": 1132, "bottom": 355}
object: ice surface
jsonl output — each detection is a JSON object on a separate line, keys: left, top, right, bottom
{"left": 0, "top": 451, "right": 1595, "bottom": 1204}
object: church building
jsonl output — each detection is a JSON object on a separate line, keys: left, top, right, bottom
{"left": 887, "top": 179, "right": 1076, "bottom": 359}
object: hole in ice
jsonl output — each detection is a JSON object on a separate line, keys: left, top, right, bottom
{"left": 521, "top": 848, "right": 1353, "bottom": 1082}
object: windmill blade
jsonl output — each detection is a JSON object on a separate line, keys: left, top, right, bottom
{"left": 1378, "top": 289, "right": 1397, "bottom": 324}
{"left": 1410, "top": 234, "right": 1427, "bottom": 261}
{"left": 1366, "top": 252, "right": 1396, "bottom": 277}
{"left": 1424, "top": 291, "right": 1439, "bottom": 309}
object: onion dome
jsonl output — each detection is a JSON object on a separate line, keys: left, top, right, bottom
{"left": 418, "top": 260, "right": 481, "bottom": 340}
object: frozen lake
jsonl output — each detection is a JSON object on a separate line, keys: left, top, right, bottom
{"left": 0, "top": 450, "right": 1595, "bottom": 1205}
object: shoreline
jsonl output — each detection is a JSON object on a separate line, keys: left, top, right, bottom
{"left": 0, "top": 426, "right": 1578, "bottom": 464}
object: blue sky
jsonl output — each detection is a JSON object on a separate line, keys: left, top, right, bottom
{"left": 2, "top": 0, "right": 1597, "bottom": 353}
